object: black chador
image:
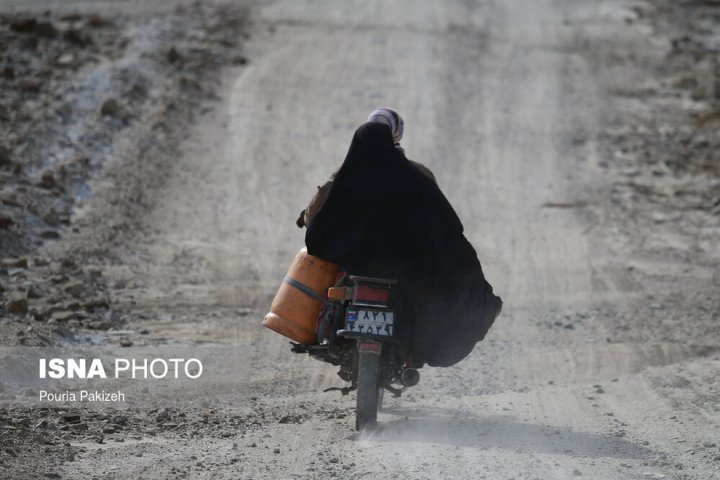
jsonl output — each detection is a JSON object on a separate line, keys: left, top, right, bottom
{"left": 306, "top": 122, "right": 502, "bottom": 367}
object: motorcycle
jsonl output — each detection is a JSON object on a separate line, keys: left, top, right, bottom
{"left": 290, "top": 274, "right": 421, "bottom": 431}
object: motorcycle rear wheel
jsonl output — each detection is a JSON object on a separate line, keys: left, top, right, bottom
{"left": 355, "top": 348, "right": 381, "bottom": 431}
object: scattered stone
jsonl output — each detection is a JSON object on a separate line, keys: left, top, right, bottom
{"left": 64, "top": 28, "right": 91, "bottom": 46}
{"left": 61, "top": 258, "right": 78, "bottom": 270}
{"left": 41, "top": 208, "right": 60, "bottom": 228}
{"left": 108, "top": 330, "right": 134, "bottom": 336}
{"left": 56, "top": 53, "right": 76, "bottom": 67}
{"left": 87, "top": 319, "right": 112, "bottom": 330}
{"left": 9, "top": 18, "right": 37, "bottom": 33}
{"left": 110, "top": 415, "right": 128, "bottom": 425}
{"left": 61, "top": 414, "right": 81, "bottom": 424}
{"left": 50, "top": 310, "right": 75, "bottom": 322}
{"left": 273, "top": 448, "right": 281, "bottom": 454}
{"left": 26, "top": 284, "right": 44, "bottom": 299}
{"left": 35, "top": 21, "right": 58, "bottom": 38}
{"left": 85, "top": 267, "right": 103, "bottom": 279}
{"left": 232, "top": 55, "right": 248, "bottom": 66}
{"left": 156, "top": 409, "right": 171, "bottom": 422}
{"left": 7, "top": 267, "right": 24, "bottom": 277}
{"left": 100, "top": 98, "right": 121, "bottom": 117}
{"left": 167, "top": 46, "right": 180, "bottom": 63}
{"left": 40, "top": 230, "right": 61, "bottom": 240}
{"left": 106, "top": 309, "right": 124, "bottom": 326}
{"left": 34, "top": 419, "right": 49, "bottom": 430}
{"left": 86, "top": 15, "right": 112, "bottom": 28}
{"left": 119, "top": 338, "right": 133, "bottom": 347}
{"left": 51, "top": 274, "right": 68, "bottom": 284}
{"left": 34, "top": 257, "right": 50, "bottom": 267}
{"left": 651, "top": 212, "right": 667, "bottom": 223}
{"left": 13, "top": 415, "right": 31, "bottom": 425}
{"left": 6, "top": 257, "right": 28, "bottom": 269}
{"left": 39, "top": 170, "right": 57, "bottom": 189}
{"left": 67, "top": 302, "right": 82, "bottom": 312}
{"left": 83, "top": 297, "right": 109, "bottom": 310}
{"left": 0, "top": 215, "right": 14, "bottom": 229}
{"left": 17, "top": 78, "right": 41, "bottom": 93}
{"left": 0, "top": 145, "right": 11, "bottom": 167}
{"left": 64, "top": 280, "right": 85, "bottom": 297}
{"left": 573, "top": 469, "right": 583, "bottom": 476}
{"left": 31, "top": 308, "right": 48, "bottom": 322}
{"left": 703, "top": 441, "right": 717, "bottom": 448}
{"left": 7, "top": 295, "right": 29, "bottom": 314}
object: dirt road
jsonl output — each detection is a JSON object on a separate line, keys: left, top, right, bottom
{"left": 2, "top": 0, "right": 719, "bottom": 478}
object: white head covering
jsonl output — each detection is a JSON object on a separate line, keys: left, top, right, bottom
{"left": 367, "top": 107, "right": 404, "bottom": 144}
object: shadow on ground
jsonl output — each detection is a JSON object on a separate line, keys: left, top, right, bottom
{"left": 361, "top": 408, "right": 654, "bottom": 460}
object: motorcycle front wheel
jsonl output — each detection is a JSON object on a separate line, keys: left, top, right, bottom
{"left": 355, "top": 346, "right": 381, "bottom": 431}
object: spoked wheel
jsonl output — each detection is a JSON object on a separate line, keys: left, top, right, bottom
{"left": 355, "top": 343, "right": 382, "bottom": 431}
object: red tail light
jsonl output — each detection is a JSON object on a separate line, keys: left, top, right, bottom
{"left": 353, "top": 284, "right": 391, "bottom": 307}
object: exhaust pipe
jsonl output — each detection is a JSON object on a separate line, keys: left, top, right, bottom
{"left": 400, "top": 367, "right": 420, "bottom": 387}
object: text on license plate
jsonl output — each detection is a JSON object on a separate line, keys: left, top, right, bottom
{"left": 346, "top": 309, "right": 395, "bottom": 336}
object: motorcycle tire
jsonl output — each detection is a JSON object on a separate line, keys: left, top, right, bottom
{"left": 355, "top": 348, "right": 381, "bottom": 431}
{"left": 377, "top": 386, "right": 384, "bottom": 413}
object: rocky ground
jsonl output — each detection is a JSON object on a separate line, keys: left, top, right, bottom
{"left": 0, "top": 2, "right": 251, "bottom": 476}
{"left": 0, "top": 2, "right": 248, "bottom": 341}
{"left": 0, "top": 0, "right": 719, "bottom": 478}
{"left": 591, "top": 0, "right": 720, "bottom": 347}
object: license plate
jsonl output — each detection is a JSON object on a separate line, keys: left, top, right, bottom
{"left": 345, "top": 309, "right": 395, "bottom": 337}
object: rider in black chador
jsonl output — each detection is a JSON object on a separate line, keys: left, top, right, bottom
{"left": 298, "top": 108, "right": 502, "bottom": 368}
